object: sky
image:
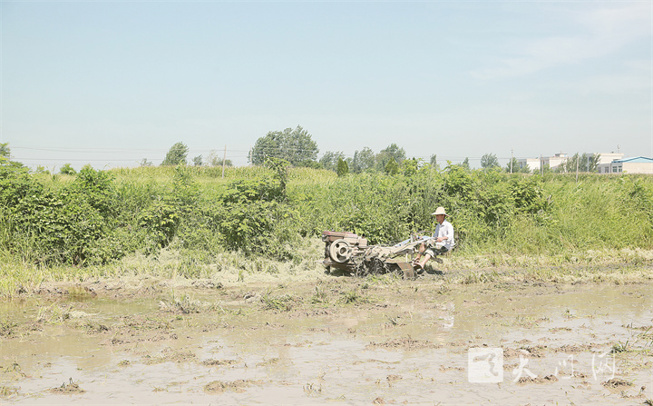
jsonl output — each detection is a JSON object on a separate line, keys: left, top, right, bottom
{"left": 1, "top": 1, "right": 651, "bottom": 170}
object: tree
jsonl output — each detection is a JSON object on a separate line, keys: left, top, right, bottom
{"left": 192, "top": 155, "right": 203, "bottom": 167}
{"left": 401, "top": 158, "right": 419, "bottom": 177}
{"left": 206, "top": 150, "right": 233, "bottom": 167}
{"left": 481, "top": 153, "right": 500, "bottom": 169}
{"left": 588, "top": 153, "right": 600, "bottom": 172}
{"left": 250, "top": 126, "right": 319, "bottom": 166}
{"left": 140, "top": 158, "right": 153, "bottom": 167}
{"left": 564, "top": 153, "right": 600, "bottom": 173}
{"left": 0, "top": 143, "right": 9, "bottom": 159}
{"left": 385, "top": 159, "right": 399, "bottom": 175}
{"left": 429, "top": 154, "right": 438, "bottom": 170}
{"left": 351, "top": 147, "right": 376, "bottom": 173}
{"left": 462, "top": 157, "right": 470, "bottom": 170}
{"left": 320, "top": 151, "right": 345, "bottom": 171}
{"left": 376, "top": 143, "right": 406, "bottom": 172}
{"left": 161, "top": 142, "right": 188, "bottom": 166}
{"left": 60, "top": 163, "right": 76, "bottom": 175}
{"left": 506, "top": 157, "right": 520, "bottom": 173}
{"left": 336, "top": 157, "right": 349, "bottom": 177}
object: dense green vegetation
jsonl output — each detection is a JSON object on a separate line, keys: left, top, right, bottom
{"left": 1, "top": 160, "right": 651, "bottom": 273}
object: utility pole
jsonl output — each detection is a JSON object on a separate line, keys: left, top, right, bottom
{"left": 222, "top": 145, "right": 227, "bottom": 179}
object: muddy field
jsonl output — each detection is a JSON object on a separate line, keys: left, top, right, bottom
{"left": 1, "top": 269, "right": 652, "bottom": 405}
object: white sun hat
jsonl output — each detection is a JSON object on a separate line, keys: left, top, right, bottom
{"left": 431, "top": 207, "right": 448, "bottom": 216}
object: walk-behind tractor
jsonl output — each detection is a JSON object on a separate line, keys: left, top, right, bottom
{"left": 321, "top": 231, "right": 434, "bottom": 277}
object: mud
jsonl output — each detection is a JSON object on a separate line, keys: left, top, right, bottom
{"left": 1, "top": 272, "right": 652, "bottom": 404}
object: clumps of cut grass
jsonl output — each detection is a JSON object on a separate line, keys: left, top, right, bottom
{"left": 0, "top": 386, "right": 18, "bottom": 398}
{"left": 602, "top": 378, "right": 633, "bottom": 389}
{"left": 50, "top": 378, "right": 85, "bottom": 394}
{"left": 158, "top": 292, "right": 222, "bottom": 314}
{"left": 260, "top": 292, "right": 303, "bottom": 312}
{"left": 367, "top": 336, "right": 440, "bottom": 351}
{"left": 0, "top": 320, "right": 17, "bottom": 338}
{"left": 303, "top": 382, "right": 322, "bottom": 396}
{"left": 142, "top": 348, "right": 196, "bottom": 365}
{"left": 35, "top": 304, "right": 76, "bottom": 324}
{"left": 201, "top": 359, "right": 239, "bottom": 367}
{"left": 204, "top": 379, "right": 260, "bottom": 394}
{"left": 0, "top": 363, "right": 26, "bottom": 381}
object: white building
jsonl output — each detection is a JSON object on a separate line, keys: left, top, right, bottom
{"left": 543, "top": 153, "right": 568, "bottom": 171}
{"left": 596, "top": 152, "right": 624, "bottom": 173}
{"left": 599, "top": 156, "right": 653, "bottom": 175}
{"left": 516, "top": 158, "right": 541, "bottom": 172}
{"left": 596, "top": 152, "right": 624, "bottom": 165}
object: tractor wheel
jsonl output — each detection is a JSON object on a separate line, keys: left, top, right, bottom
{"left": 329, "top": 239, "right": 352, "bottom": 264}
{"left": 355, "top": 263, "right": 369, "bottom": 277}
{"left": 369, "top": 258, "right": 386, "bottom": 275}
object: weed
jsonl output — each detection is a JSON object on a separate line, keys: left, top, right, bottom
{"left": 611, "top": 340, "right": 630, "bottom": 353}
{"left": 340, "top": 289, "right": 365, "bottom": 304}
{"left": 311, "top": 286, "right": 328, "bottom": 304}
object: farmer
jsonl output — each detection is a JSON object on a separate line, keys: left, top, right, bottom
{"left": 412, "top": 206, "right": 454, "bottom": 271}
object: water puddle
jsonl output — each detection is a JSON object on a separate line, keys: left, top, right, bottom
{"left": 1, "top": 281, "right": 652, "bottom": 404}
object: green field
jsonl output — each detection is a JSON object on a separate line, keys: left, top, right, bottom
{"left": 1, "top": 163, "right": 652, "bottom": 297}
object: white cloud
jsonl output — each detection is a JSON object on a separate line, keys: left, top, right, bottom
{"left": 472, "top": 3, "right": 651, "bottom": 79}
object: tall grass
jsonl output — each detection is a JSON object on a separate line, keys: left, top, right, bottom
{"left": 0, "top": 163, "right": 651, "bottom": 296}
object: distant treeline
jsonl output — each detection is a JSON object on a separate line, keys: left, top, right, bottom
{"left": 0, "top": 159, "right": 651, "bottom": 267}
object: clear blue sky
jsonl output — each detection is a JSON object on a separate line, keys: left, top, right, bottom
{"left": 2, "top": 1, "right": 651, "bottom": 170}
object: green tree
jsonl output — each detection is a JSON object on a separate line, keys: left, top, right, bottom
{"left": 265, "top": 157, "right": 290, "bottom": 199}
{"left": 192, "top": 155, "right": 203, "bottom": 166}
{"left": 336, "top": 157, "right": 349, "bottom": 177}
{"left": 565, "top": 153, "right": 600, "bottom": 173}
{"left": 481, "top": 153, "right": 500, "bottom": 169}
{"left": 429, "top": 154, "right": 438, "bottom": 170}
{"left": 140, "top": 158, "right": 153, "bottom": 167}
{"left": 320, "top": 151, "right": 345, "bottom": 171}
{"left": 376, "top": 143, "right": 406, "bottom": 172}
{"left": 161, "top": 142, "right": 188, "bottom": 166}
{"left": 506, "top": 157, "right": 521, "bottom": 173}
{"left": 462, "top": 157, "right": 470, "bottom": 170}
{"left": 60, "top": 163, "right": 76, "bottom": 175}
{"left": 250, "top": 126, "right": 319, "bottom": 166}
{"left": 385, "top": 159, "right": 399, "bottom": 175}
{"left": 206, "top": 150, "right": 233, "bottom": 167}
{"left": 0, "top": 143, "right": 9, "bottom": 161}
{"left": 401, "top": 158, "right": 419, "bottom": 177}
{"left": 351, "top": 147, "right": 376, "bottom": 173}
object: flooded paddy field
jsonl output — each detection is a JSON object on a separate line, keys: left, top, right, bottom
{"left": 1, "top": 270, "right": 652, "bottom": 405}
